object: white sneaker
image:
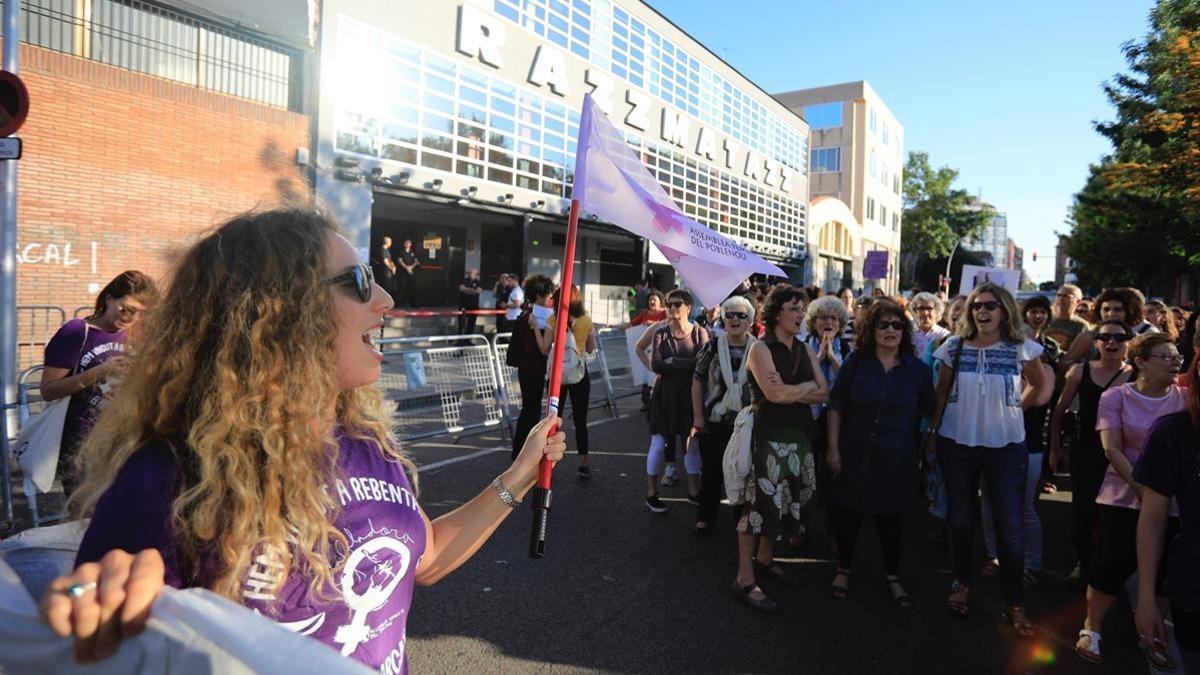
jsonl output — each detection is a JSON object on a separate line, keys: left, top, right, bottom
{"left": 660, "top": 464, "right": 678, "bottom": 486}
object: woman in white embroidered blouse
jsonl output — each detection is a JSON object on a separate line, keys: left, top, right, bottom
{"left": 927, "top": 283, "right": 1052, "bottom": 637}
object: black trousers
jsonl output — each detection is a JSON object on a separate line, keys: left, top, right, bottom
{"left": 457, "top": 305, "right": 478, "bottom": 334}
{"left": 696, "top": 421, "right": 733, "bottom": 525}
{"left": 832, "top": 502, "right": 903, "bottom": 576}
{"left": 395, "top": 272, "right": 416, "bottom": 307}
{"left": 1070, "top": 444, "right": 1108, "bottom": 576}
{"left": 558, "top": 374, "right": 591, "bottom": 455}
{"left": 511, "top": 364, "right": 547, "bottom": 459}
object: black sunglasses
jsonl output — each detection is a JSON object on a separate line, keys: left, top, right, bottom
{"left": 1096, "top": 333, "right": 1130, "bottom": 344}
{"left": 970, "top": 300, "right": 1001, "bottom": 312}
{"left": 874, "top": 320, "right": 906, "bottom": 331}
{"left": 724, "top": 311, "right": 749, "bottom": 321}
{"left": 326, "top": 263, "right": 374, "bottom": 302}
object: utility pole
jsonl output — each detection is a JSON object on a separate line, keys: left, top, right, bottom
{"left": 1, "top": 0, "right": 21, "bottom": 529}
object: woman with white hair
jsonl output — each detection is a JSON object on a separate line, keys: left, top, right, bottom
{"left": 911, "top": 292, "right": 950, "bottom": 360}
{"left": 691, "top": 295, "right": 757, "bottom": 534}
{"left": 803, "top": 295, "right": 854, "bottom": 546}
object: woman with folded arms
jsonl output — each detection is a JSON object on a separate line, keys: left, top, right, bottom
{"left": 1074, "top": 333, "right": 1186, "bottom": 667}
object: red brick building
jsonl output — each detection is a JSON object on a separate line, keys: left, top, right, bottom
{"left": 7, "top": 0, "right": 314, "bottom": 367}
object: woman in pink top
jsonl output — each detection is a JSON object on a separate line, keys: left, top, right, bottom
{"left": 1076, "top": 333, "right": 1186, "bottom": 666}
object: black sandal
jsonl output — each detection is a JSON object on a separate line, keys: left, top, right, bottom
{"left": 830, "top": 569, "right": 851, "bottom": 599}
{"left": 754, "top": 559, "right": 801, "bottom": 586}
{"left": 731, "top": 581, "right": 778, "bottom": 613}
{"left": 886, "top": 575, "right": 913, "bottom": 609}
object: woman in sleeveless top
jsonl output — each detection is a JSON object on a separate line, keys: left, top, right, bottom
{"left": 730, "top": 286, "right": 827, "bottom": 612}
{"left": 1050, "top": 319, "right": 1133, "bottom": 581}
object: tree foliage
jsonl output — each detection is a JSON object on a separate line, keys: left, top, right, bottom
{"left": 900, "top": 151, "right": 991, "bottom": 288}
{"left": 1067, "top": 0, "right": 1200, "bottom": 293}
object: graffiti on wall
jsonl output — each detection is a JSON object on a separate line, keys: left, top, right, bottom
{"left": 16, "top": 241, "right": 100, "bottom": 274}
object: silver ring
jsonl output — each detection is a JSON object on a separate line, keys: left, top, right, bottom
{"left": 64, "top": 581, "right": 97, "bottom": 598}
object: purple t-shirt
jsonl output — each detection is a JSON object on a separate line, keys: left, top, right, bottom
{"left": 76, "top": 434, "right": 428, "bottom": 674}
{"left": 43, "top": 319, "right": 127, "bottom": 447}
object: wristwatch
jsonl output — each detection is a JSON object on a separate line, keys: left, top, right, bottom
{"left": 491, "top": 477, "right": 521, "bottom": 508}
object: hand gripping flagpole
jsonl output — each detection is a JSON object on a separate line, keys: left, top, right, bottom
{"left": 530, "top": 198, "right": 581, "bottom": 558}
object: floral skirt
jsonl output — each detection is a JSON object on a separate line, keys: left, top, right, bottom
{"left": 736, "top": 422, "right": 816, "bottom": 536}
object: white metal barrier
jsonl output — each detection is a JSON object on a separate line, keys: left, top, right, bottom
{"left": 491, "top": 329, "right": 623, "bottom": 424}
{"left": 16, "top": 305, "right": 65, "bottom": 371}
{"left": 378, "top": 334, "right": 511, "bottom": 442}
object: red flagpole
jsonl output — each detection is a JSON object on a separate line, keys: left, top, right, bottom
{"left": 529, "top": 198, "right": 581, "bottom": 558}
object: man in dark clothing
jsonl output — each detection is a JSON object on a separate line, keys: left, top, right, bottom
{"left": 395, "top": 239, "right": 420, "bottom": 307}
{"left": 458, "top": 268, "right": 482, "bottom": 334}
{"left": 372, "top": 236, "right": 396, "bottom": 302}
{"left": 493, "top": 273, "right": 512, "bottom": 333}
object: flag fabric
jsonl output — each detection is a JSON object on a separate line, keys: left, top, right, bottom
{"left": 571, "top": 94, "right": 787, "bottom": 308}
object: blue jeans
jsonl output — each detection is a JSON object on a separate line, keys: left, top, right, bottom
{"left": 981, "top": 452, "right": 1044, "bottom": 572}
{"left": 938, "top": 436, "right": 1028, "bottom": 606}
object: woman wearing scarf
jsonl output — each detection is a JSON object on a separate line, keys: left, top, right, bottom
{"left": 691, "top": 296, "right": 756, "bottom": 535}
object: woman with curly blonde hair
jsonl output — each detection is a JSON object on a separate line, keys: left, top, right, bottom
{"left": 41, "top": 210, "right": 566, "bottom": 670}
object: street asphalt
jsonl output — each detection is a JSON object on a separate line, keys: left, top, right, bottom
{"left": 2, "top": 405, "right": 1170, "bottom": 674}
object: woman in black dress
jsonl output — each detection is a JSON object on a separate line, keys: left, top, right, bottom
{"left": 1049, "top": 319, "right": 1133, "bottom": 582}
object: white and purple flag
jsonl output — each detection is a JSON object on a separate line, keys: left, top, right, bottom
{"left": 571, "top": 94, "right": 787, "bottom": 308}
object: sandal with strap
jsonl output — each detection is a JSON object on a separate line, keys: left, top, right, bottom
{"left": 830, "top": 569, "right": 850, "bottom": 600}
{"left": 1140, "top": 636, "right": 1174, "bottom": 670}
{"left": 1075, "top": 629, "right": 1102, "bottom": 664}
{"left": 754, "top": 559, "right": 801, "bottom": 586}
{"left": 946, "top": 581, "right": 970, "bottom": 620}
{"left": 886, "top": 575, "right": 913, "bottom": 609}
{"left": 1001, "top": 606, "right": 1036, "bottom": 638}
{"left": 731, "top": 581, "right": 778, "bottom": 613}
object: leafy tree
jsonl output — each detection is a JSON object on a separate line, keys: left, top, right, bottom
{"left": 900, "top": 151, "right": 992, "bottom": 288}
{"left": 1067, "top": 0, "right": 1200, "bottom": 294}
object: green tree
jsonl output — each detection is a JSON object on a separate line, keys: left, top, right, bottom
{"left": 900, "top": 151, "right": 991, "bottom": 288}
{"left": 1067, "top": 0, "right": 1200, "bottom": 294}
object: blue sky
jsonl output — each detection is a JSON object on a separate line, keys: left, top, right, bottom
{"left": 646, "top": 0, "right": 1155, "bottom": 283}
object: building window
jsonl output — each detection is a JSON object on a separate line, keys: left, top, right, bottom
{"left": 803, "top": 102, "right": 842, "bottom": 130}
{"left": 882, "top": 122, "right": 889, "bottom": 145}
{"left": 893, "top": 174, "right": 901, "bottom": 194}
{"left": 869, "top": 108, "right": 877, "bottom": 133}
{"left": 811, "top": 147, "right": 840, "bottom": 172}
{"left": 868, "top": 151, "right": 877, "bottom": 177}
{"left": 892, "top": 212, "right": 899, "bottom": 231}
{"left": 866, "top": 197, "right": 876, "bottom": 221}
{"left": 879, "top": 204, "right": 887, "bottom": 227}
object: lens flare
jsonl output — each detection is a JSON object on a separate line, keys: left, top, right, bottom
{"left": 1030, "top": 643, "right": 1056, "bottom": 665}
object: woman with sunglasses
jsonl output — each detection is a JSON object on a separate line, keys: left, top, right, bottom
{"left": 644, "top": 289, "right": 709, "bottom": 513}
{"left": 730, "top": 286, "right": 827, "bottom": 612}
{"left": 977, "top": 295, "right": 1062, "bottom": 587}
{"left": 1133, "top": 355, "right": 1200, "bottom": 674}
{"left": 911, "top": 292, "right": 950, "bottom": 362}
{"left": 1061, "top": 287, "right": 1146, "bottom": 372}
{"left": 691, "top": 295, "right": 757, "bottom": 534}
{"left": 39, "top": 270, "right": 158, "bottom": 498}
{"left": 927, "top": 283, "right": 1052, "bottom": 636}
{"left": 1050, "top": 320, "right": 1133, "bottom": 585}
{"left": 41, "top": 210, "right": 566, "bottom": 670}
{"left": 1074, "top": 333, "right": 1187, "bottom": 666}
{"left": 826, "top": 300, "right": 934, "bottom": 607}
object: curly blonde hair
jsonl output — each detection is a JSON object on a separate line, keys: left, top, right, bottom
{"left": 70, "top": 209, "right": 412, "bottom": 603}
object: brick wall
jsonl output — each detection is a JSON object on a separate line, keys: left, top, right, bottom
{"left": 9, "top": 41, "right": 311, "bottom": 316}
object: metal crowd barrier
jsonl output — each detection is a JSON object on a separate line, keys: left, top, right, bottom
{"left": 491, "top": 329, "right": 622, "bottom": 424}
{"left": 377, "top": 334, "right": 511, "bottom": 443}
{"left": 16, "top": 305, "right": 66, "bottom": 371}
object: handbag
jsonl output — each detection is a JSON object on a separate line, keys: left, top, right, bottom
{"left": 721, "top": 406, "right": 755, "bottom": 504}
{"left": 14, "top": 323, "right": 90, "bottom": 493}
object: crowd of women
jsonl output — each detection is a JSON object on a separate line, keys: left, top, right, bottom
{"left": 20, "top": 205, "right": 1200, "bottom": 672}
{"left": 627, "top": 278, "right": 1199, "bottom": 671}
